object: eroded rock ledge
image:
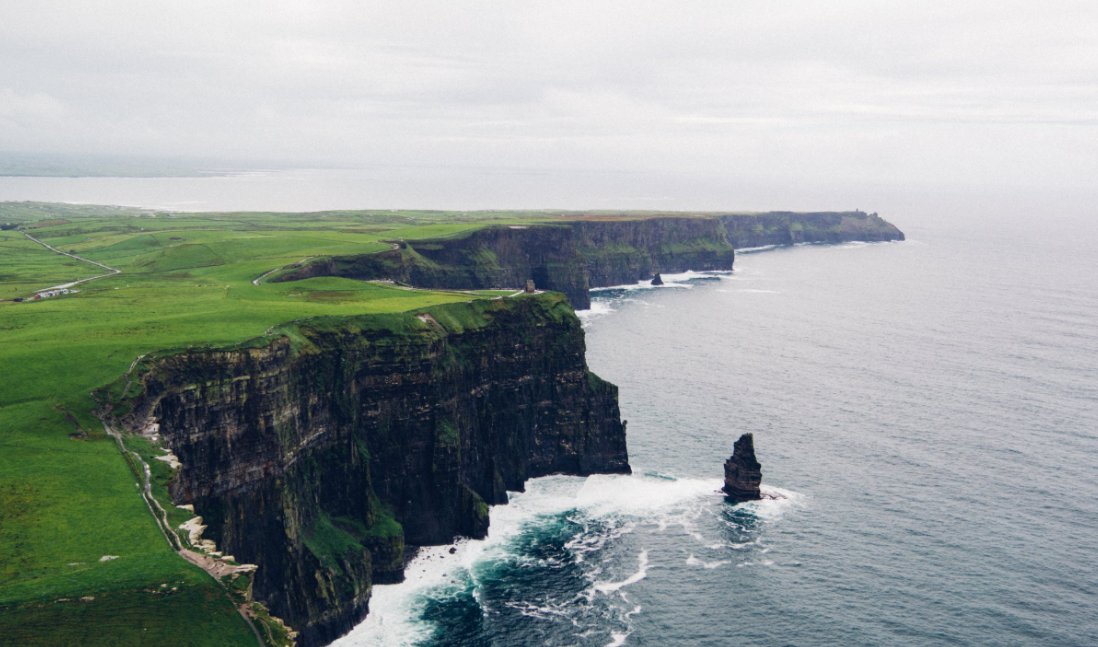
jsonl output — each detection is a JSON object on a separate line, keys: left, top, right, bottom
{"left": 123, "top": 294, "right": 629, "bottom": 646}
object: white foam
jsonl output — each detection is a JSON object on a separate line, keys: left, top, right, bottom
{"left": 592, "top": 550, "right": 648, "bottom": 595}
{"left": 735, "top": 244, "right": 782, "bottom": 253}
{"left": 576, "top": 300, "right": 616, "bottom": 326}
{"left": 335, "top": 474, "right": 721, "bottom": 645}
{"left": 606, "top": 631, "right": 630, "bottom": 646}
{"left": 334, "top": 541, "right": 471, "bottom": 646}
{"left": 335, "top": 475, "right": 799, "bottom": 645}
{"left": 736, "top": 559, "right": 777, "bottom": 568}
{"left": 731, "top": 485, "right": 805, "bottom": 521}
{"left": 658, "top": 270, "right": 726, "bottom": 283}
{"left": 504, "top": 599, "right": 573, "bottom": 622}
{"left": 589, "top": 270, "right": 726, "bottom": 294}
{"left": 685, "top": 554, "right": 730, "bottom": 570}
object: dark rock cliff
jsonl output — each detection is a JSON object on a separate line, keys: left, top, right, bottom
{"left": 277, "top": 217, "right": 735, "bottom": 309}
{"left": 125, "top": 295, "right": 628, "bottom": 646}
{"left": 276, "top": 212, "right": 903, "bottom": 309}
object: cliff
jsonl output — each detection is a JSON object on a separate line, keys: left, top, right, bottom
{"left": 276, "top": 212, "right": 903, "bottom": 309}
{"left": 122, "top": 294, "right": 629, "bottom": 646}
{"left": 721, "top": 211, "right": 905, "bottom": 248}
{"left": 277, "top": 217, "right": 735, "bottom": 309}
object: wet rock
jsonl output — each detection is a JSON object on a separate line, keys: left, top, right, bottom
{"left": 723, "top": 433, "right": 762, "bottom": 502}
{"left": 651, "top": 273, "right": 664, "bottom": 286}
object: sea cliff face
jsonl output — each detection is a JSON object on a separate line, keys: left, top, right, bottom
{"left": 278, "top": 217, "right": 734, "bottom": 309}
{"left": 277, "top": 212, "right": 903, "bottom": 308}
{"left": 125, "top": 295, "right": 628, "bottom": 646}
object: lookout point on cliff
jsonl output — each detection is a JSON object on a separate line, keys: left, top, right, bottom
{"left": 723, "top": 433, "right": 763, "bottom": 502}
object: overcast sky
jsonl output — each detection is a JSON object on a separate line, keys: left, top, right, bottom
{"left": 2, "top": 1, "right": 1097, "bottom": 196}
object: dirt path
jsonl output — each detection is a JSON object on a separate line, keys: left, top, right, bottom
{"left": 252, "top": 256, "right": 314, "bottom": 286}
{"left": 23, "top": 232, "right": 121, "bottom": 293}
{"left": 251, "top": 267, "right": 280, "bottom": 286}
{"left": 101, "top": 419, "right": 265, "bottom": 645}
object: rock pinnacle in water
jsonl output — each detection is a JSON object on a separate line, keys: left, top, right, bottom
{"left": 723, "top": 433, "right": 762, "bottom": 502}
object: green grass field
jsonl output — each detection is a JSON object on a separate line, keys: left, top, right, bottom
{"left": 0, "top": 203, "right": 553, "bottom": 645}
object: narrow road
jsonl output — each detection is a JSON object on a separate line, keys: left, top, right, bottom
{"left": 23, "top": 232, "right": 121, "bottom": 293}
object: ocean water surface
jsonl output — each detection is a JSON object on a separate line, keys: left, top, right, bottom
{"left": 338, "top": 212, "right": 1098, "bottom": 646}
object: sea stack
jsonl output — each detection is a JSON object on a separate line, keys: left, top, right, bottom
{"left": 723, "top": 433, "right": 762, "bottom": 502}
{"left": 651, "top": 273, "right": 664, "bottom": 286}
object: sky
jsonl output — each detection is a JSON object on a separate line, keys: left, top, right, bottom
{"left": 2, "top": 1, "right": 1097, "bottom": 201}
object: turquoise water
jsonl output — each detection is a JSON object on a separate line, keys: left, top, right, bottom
{"left": 341, "top": 211, "right": 1098, "bottom": 646}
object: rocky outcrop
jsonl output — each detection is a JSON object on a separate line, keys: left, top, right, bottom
{"left": 276, "top": 212, "right": 903, "bottom": 309}
{"left": 650, "top": 273, "right": 664, "bottom": 286}
{"left": 723, "top": 433, "right": 762, "bottom": 502}
{"left": 123, "top": 294, "right": 629, "bottom": 646}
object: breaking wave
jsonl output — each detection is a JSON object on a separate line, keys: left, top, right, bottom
{"left": 334, "top": 474, "right": 801, "bottom": 646}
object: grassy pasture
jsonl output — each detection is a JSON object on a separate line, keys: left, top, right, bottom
{"left": 0, "top": 204, "right": 542, "bottom": 644}
{"left": 0, "top": 230, "right": 98, "bottom": 297}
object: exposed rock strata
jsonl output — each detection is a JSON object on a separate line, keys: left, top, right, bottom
{"left": 124, "top": 295, "right": 629, "bottom": 646}
{"left": 276, "top": 212, "right": 903, "bottom": 309}
{"left": 723, "top": 433, "right": 762, "bottom": 502}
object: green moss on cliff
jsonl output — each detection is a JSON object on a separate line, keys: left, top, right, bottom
{"left": 362, "top": 506, "right": 402, "bottom": 540}
{"left": 303, "top": 513, "right": 368, "bottom": 575}
{"left": 436, "top": 418, "right": 460, "bottom": 448}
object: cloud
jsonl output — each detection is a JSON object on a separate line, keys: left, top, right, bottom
{"left": 0, "top": 0, "right": 1096, "bottom": 191}
{"left": 0, "top": 88, "right": 68, "bottom": 122}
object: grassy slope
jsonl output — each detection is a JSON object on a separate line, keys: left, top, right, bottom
{"left": 0, "top": 205, "right": 535, "bottom": 645}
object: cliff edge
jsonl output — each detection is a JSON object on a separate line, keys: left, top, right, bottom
{"left": 276, "top": 211, "right": 903, "bottom": 308}
{"left": 121, "top": 294, "right": 628, "bottom": 646}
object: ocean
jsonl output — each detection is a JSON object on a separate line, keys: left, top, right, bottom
{"left": 4, "top": 173, "right": 1095, "bottom": 646}
{"left": 338, "top": 208, "right": 1098, "bottom": 646}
